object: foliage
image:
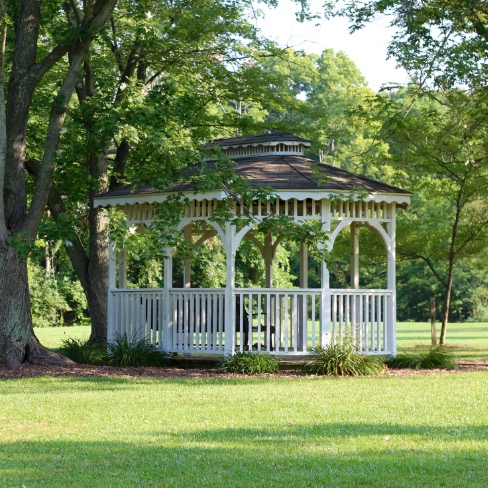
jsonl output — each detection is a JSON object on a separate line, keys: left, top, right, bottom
{"left": 306, "top": 341, "right": 386, "bottom": 376}
{"left": 219, "top": 351, "right": 280, "bottom": 374}
{"left": 59, "top": 338, "right": 105, "bottom": 365}
{"left": 28, "top": 260, "right": 69, "bottom": 328}
{"left": 390, "top": 89, "right": 488, "bottom": 342}
{"left": 107, "top": 333, "right": 171, "bottom": 367}
{"left": 341, "top": 0, "right": 488, "bottom": 89}
{"left": 387, "top": 346, "right": 457, "bottom": 370}
{"left": 256, "top": 47, "right": 392, "bottom": 177}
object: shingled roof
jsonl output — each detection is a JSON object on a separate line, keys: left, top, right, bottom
{"left": 95, "top": 133, "right": 411, "bottom": 204}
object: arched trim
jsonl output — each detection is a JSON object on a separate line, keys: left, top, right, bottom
{"left": 328, "top": 219, "right": 391, "bottom": 252}
{"left": 177, "top": 219, "right": 225, "bottom": 243}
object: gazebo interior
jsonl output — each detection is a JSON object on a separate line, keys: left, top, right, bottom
{"left": 94, "top": 133, "right": 411, "bottom": 357}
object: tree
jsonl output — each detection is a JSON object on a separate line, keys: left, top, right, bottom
{"left": 389, "top": 89, "right": 488, "bottom": 343}
{"left": 0, "top": 0, "right": 117, "bottom": 367}
{"left": 341, "top": 0, "right": 488, "bottom": 90}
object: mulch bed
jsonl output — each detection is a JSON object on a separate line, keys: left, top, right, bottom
{"left": 1, "top": 361, "right": 487, "bottom": 379}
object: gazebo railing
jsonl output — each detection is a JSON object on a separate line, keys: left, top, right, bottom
{"left": 169, "top": 289, "right": 226, "bottom": 354}
{"left": 108, "top": 288, "right": 394, "bottom": 355}
{"left": 109, "top": 288, "right": 163, "bottom": 347}
{"left": 330, "top": 289, "right": 392, "bottom": 354}
{"left": 234, "top": 289, "right": 321, "bottom": 354}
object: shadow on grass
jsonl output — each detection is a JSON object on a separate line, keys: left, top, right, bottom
{"left": 1, "top": 423, "right": 486, "bottom": 487}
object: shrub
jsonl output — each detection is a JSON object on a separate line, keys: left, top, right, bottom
{"left": 107, "top": 333, "right": 171, "bottom": 367}
{"left": 306, "top": 341, "right": 386, "bottom": 377}
{"left": 387, "top": 346, "right": 457, "bottom": 370}
{"left": 60, "top": 337, "right": 105, "bottom": 365}
{"left": 219, "top": 351, "right": 279, "bottom": 374}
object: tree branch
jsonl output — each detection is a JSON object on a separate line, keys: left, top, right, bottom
{"left": 23, "top": 0, "right": 117, "bottom": 241}
{"left": 32, "top": 0, "right": 117, "bottom": 85}
{"left": 25, "top": 159, "right": 90, "bottom": 291}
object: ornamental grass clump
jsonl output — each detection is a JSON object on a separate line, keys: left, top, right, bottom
{"left": 107, "top": 333, "right": 171, "bottom": 367}
{"left": 387, "top": 345, "right": 457, "bottom": 370}
{"left": 306, "top": 341, "right": 386, "bottom": 377}
{"left": 219, "top": 351, "right": 280, "bottom": 374}
{"left": 60, "top": 337, "right": 105, "bottom": 365}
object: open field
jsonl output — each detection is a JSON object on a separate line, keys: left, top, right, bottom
{"left": 35, "top": 321, "right": 488, "bottom": 360}
{"left": 396, "top": 322, "right": 488, "bottom": 360}
{"left": 1, "top": 372, "right": 487, "bottom": 487}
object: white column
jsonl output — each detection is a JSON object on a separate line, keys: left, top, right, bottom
{"left": 162, "top": 247, "right": 173, "bottom": 352}
{"left": 350, "top": 222, "right": 359, "bottom": 289}
{"left": 183, "top": 225, "right": 192, "bottom": 288}
{"left": 320, "top": 200, "right": 331, "bottom": 347}
{"left": 350, "top": 222, "right": 360, "bottom": 341}
{"left": 107, "top": 238, "right": 117, "bottom": 344}
{"left": 298, "top": 242, "right": 308, "bottom": 350}
{"left": 299, "top": 242, "right": 308, "bottom": 288}
{"left": 386, "top": 203, "right": 397, "bottom": 355}
{"left": 224, "top": 225, "right": 236, "bottom": 356}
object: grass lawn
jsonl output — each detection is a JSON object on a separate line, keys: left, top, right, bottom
{"left": 1, "top": 373, "right": 487, "bottom": 487}
{"left": 4, "top": 322, "right": 486, "bottom": 486}
{"left": 396, "top": 322, "right": 488, "bottom": 360}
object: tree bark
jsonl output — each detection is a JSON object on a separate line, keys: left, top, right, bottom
{"left": 25, "top": 158, "right": 108, "bottom": 346}
{"left": 439, "top": 195, "right": 463, "bottom": 345}
{"left": 86, "top": 219, "right": 109, "bottom": 346}
{"left": 0, "top": 0, "right": 116, "bottom": 366}
{"left": 0, "top": 246, "right": 74, "bottom": 367}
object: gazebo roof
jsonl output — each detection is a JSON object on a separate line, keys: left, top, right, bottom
{"left": 94, "top": 132, "right": 411, "bottom": 207}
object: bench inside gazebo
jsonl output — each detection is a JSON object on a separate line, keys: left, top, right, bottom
{"left": 94, "top": 132, "right": 411, "bottom": 357}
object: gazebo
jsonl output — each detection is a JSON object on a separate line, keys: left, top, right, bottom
{"left": 94, "top": 132, "right": 411, "bottom": 357}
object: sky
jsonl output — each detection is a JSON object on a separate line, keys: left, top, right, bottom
{"left": 256, "top": 0, "right": 409, "bottom": 91}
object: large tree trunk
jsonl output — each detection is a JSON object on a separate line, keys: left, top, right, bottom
{"left": 25, "top": 159, "right": 109, "bottom": 347}
{"left": 0, "top": 0, "right": 116, "bottom": 366}
{"left": 86, "top": 205, "right": 109, "bottom": 346}
{"left": 0, "top": 246, "right": 73, "bottom": 367}
{"left": 0, "top": 247, "right": 32, "bottom": 367}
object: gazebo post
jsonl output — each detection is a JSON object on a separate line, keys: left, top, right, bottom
{"left": 320, "top": 200, "right": 332, "bottom": 347}
{"left": 162, "top": 247, "right": 173, "bottom": 352}
{"left": 183, "top": 225, "right": 192, "bottom": 288}
{"left": 107, "top": 238, "right": 117, "bottom": 343}
{"left": 224, "top": 224, "right": 236, "bottom": 356}
{"left": 350, "top": 221, "right": 360, "bottom": 339}
{"left": 298, "top": 242, "right": 308, "bottom": 350}
{"left": 386, "top": 203, "right": 397, "bottom": 355}
{"left": 350, "top": 222, "right": 360, "bottom": 289}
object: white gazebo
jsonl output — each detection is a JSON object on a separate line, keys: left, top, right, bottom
{"left": 94, "top": 132, "right": 411, "bottom": 357}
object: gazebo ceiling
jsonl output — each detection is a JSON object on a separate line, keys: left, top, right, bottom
{"left": 94, "top": 132, "right": 411, "bottom": 207}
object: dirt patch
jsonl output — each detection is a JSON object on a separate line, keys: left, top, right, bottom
{"left": 0, "top": 360, "right": 487, "bottom": 380}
